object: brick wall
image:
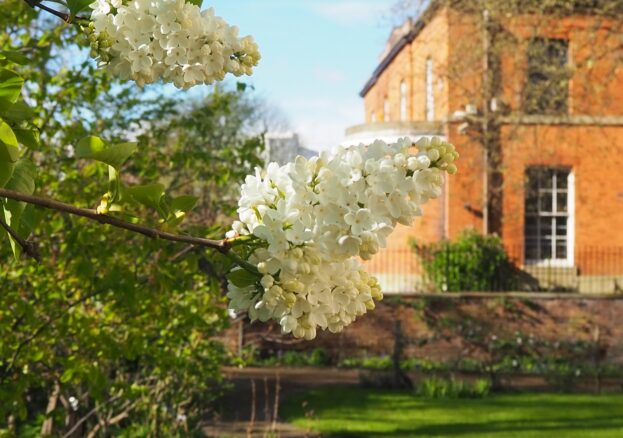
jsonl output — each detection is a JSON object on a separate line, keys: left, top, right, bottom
{"left": 360, "top": 6, "right": 623, "bottom": 278}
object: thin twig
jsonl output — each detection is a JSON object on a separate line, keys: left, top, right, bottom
{"left": 0, "top": 215, "right": 41, "bottom": 262}
{"left": 0, "top": 188, "right": 231, "bottom": 253}
{"left": 62, "top": 394, "right": 123, "bottom": 438}
{"left": 23, "top": 0, "right": 88, "bottom": 24}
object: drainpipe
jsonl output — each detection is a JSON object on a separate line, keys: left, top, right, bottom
{"left": 482, "top": 8, "right": 491, "bottom": 235}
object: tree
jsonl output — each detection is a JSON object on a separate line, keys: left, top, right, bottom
{"left": 0, "top": 1, "right": 266, "bottom": 434}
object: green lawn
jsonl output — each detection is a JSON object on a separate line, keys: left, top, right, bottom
{"left": 281, "top": 387, "right": 623, "bottom": 437}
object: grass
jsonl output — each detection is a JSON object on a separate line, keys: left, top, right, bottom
{"left": 281, "top": 387, "right": 623, "bottom": 437}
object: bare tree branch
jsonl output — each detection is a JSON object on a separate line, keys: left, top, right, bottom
{"left": 62, "top": 394, "right": 123, "bottom": 438}
{"left": 22, "top": 0, "right": 88, "bottom": 24}
{"left": 0, "top": 188, "right": 231, "bottom": 253}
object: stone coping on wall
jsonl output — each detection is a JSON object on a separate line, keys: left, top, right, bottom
{"left": 342, "top": 121, "right": 445, "bottom": 146}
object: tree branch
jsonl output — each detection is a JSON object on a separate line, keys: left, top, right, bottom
{"left": 23, "top": 0, "right": 89, "bottom": 24}
{"left": 0, "top": 188, "right": 231, "bottom": 253}
{"left": 0, "top": 215, "right": 41, "bottom": 262}
{"left": 62, "top": 394, "right": 123, "bottom": 438}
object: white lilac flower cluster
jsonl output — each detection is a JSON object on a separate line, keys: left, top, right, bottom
{"left": 87, "top": 0, "right": 260, "bottom": 88}
{"left": 226, "top": 137, "right": 458, "bottom": 340}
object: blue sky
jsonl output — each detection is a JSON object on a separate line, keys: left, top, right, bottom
{"left": 207, "top": 0, "right": 399, "bottom": 151}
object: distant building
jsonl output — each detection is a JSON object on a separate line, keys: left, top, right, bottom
{"left": 345, "top": 0, "right": 623, "bottom": 293}
{"left": 265, "top": 133, "right": 315, "bottom": 166}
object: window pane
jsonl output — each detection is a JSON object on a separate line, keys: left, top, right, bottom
{"left": 541, "top": 242, "right": 552, "bottom": 260}
{"left": 525, "top": 217, "right": 538, "bottom": 237}
{"left": 542, "top": 169, "right": 555, "bottom": 187}
{"left": 556, "top": 170, "right": 569, "bottom": 189}
{"left": 555, "top": 219, "right": 567, "bottom": 237}
{"left": 539, "top": 192, "right": 553, "bottom": 212}
{"left": 525, "top": 239, "right": 539, "bottom": 260}
{"left": 556, "top": 242, "right": 567, "bottom": 259}
{"left": 525, "top": 191, "right": 538, "bottom": 213}
{"left": 556, "top": 192, "right": 568, "bottom": 213}
{"left": 539, "top": 219, "right": 552, "bottom": 239}
{"left": 525, "top": 38, "right": 569, "bottom": 115}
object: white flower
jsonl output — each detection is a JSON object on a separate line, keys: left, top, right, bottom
{"left": 88, "top": 0, "right": 260, "bottom": 89}
{"left": 226, "top": 136, "right": 458, "bottom": 339}
{"left": 344, "top": 208, "right": 375, "bottom": 235}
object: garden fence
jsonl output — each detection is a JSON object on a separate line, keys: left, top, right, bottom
{"left": 362, "top": 246, "right": 623, "bottom": 294}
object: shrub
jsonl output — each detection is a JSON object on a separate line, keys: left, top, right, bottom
{"left": 412, "top": 230, "right": 519, "bottom": 292}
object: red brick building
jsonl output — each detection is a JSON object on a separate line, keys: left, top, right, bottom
{"left": 343, "top": 1, "right": 623, "bottom": 293}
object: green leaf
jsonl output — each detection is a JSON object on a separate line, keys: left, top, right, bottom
{"left": 0, "top": 69, "right": 24, "bottom": 104}
{"left": 13, "top": 127, "right": 40, "bottom": 150}
{"left": 0, "top": 159, "right": 14, "bottom": 188}
{"left": 126, "top": 184, "right": 166, "bottom": 211}
{"left": 76, "top": 136, "right": 138, "bottom": 169}
{"left": 236, "top": 82, "right": 248, "bottom": 92}
{"left": 1, "top": 159, "right": 36, "bottom": 258}
{"left": 186, "top": 0, "right": 202, "bottom": 6}
{"left": 164, "top": 195, "right": 198, "bottom": 226}
{"left": 18, "top": 204, "right": 43, "bottom": 235}
{"left": 60, "top": 368, "right": 75, "bottom": 384}
{"left": 227, "top": 267, "right": 260, "bottom": 288}
{"left": 0, "top": 100, "right": 33, "bottom": 123}
{"left": 0, "top": 120, "right": 19, "bottom": 162}
{"left": 67, "top": 0, "right": 94, "bottom": 15}
{"left": 0, "top": 51, "right": 29, "bottom": 65}
{"left": 170, "top": 195, "right": 198, "bottom": 214}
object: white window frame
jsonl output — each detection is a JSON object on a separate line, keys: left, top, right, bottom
{"left": 524, "top": 168, "right": 575, "bottom": 267}
{"left": 425, "top": 58, "right": 435, "bottom": 121}
{"left": 400, "top": 81, "right": 408, "bottom": 121}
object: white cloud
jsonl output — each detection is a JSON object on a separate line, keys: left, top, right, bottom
{"left": 311, "top": 1, "right": 387, "bottom": 26}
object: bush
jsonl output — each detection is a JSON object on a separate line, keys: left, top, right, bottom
{"left": 412, "top": 230, "right": 519, "bottom": 292}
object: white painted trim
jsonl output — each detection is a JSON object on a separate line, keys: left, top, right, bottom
{"left": 567, "top": 170, "right": 575, "bottom": 266}
{"left": 524, "top": 167, "right": 575, "bottom": 267}
{"left": 400, "top": 81, "right": 408, "bottom": 122}
{"left": 524, "top": 259, "right": 574, "bottom": 268}
{"left": 425, "top": 58, "right": 435, "bottom": 121}
{"left": 341, "top": 134, "right": 447, "bottom": 148}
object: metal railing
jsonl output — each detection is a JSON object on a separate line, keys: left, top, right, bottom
{"left": 362, "top": 246, "right": 623, "bottom": 294}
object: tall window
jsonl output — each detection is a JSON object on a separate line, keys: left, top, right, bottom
{"left": 400, "top": 81, "right": 408, "bottom": 121}
{"left": 383, "top": 97, "right": 390, "bottom": 122}
{"left": 525, "top": 38, "right": 569, "bottom": 115}
{"left": 524, "top": 167, "right": 573, "bottom": 262}
{"left": 371, "top": 111, "right": 377, "bottom": 122}
{"left": 425, "top": 58, "right": 434, "bottom": 121}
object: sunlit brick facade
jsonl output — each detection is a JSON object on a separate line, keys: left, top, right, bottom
{"left": 345, "top": 3, "right": 623, "bottom": 293}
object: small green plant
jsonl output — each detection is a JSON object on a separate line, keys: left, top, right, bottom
{"left": 339, "top": 356, "right": 393, "bottom": 370}
{"left": 412, "top": 230, "right": 519, "bottom": 292}
{"left": 417, "top": 378, "right": 491, "bottom": 399}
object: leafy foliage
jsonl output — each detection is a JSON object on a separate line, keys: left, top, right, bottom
{"left": 412, "top": 230, "right": 519, "bottom": 292}
{"left": 0, "top": 1, "right": 266, "bottom": 435}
